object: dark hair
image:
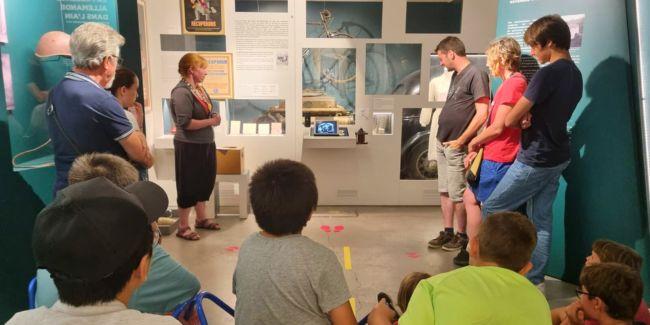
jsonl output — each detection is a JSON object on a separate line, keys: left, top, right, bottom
{"left": 523, "top": 14, "right": 571, "bottom": 50}
{"left": 397, "top": 272, "right": 431, "bottom": 313}
{"left": 53, "top": 224, "right": 153, "bottom": 306}
{"left": 580, "top": 263, "right": 643, "bottom": 321}
{"left": 592, "top": 239, "right": 643, "bottom": 272}
{"left": 477, "top": 212, "right": 537, "bottom": 272}
{"left": 109, "top": 67, "right": 138, "bottom": 97}
{"left": 249, "top": 159, "right": 318, "bottom": 235}
{"left": 435, "top": 36, "right": 466, "bottom": 56}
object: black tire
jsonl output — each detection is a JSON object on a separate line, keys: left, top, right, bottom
{"left": 406, "top": 141, "right": 437, "bottom": 180}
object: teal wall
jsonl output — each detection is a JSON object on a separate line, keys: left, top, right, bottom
{"left": 0, "top": 1, "right": 61, "bottom": 320}
{"left": 496, "top": 0, "right": 650, "bottom": 299}
{"left": 0, "top": 1, "right": 135, "bottom": 321}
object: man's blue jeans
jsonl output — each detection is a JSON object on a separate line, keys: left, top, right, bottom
{"left": 481, "top": 159, "right": 570, "bottom": 285}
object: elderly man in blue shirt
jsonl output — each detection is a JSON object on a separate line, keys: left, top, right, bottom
{"left": 47, "top": 22, "right": 153, "bottom": 194}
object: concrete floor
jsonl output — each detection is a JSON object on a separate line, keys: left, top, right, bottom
{"left": 162, "top": 206, "right": 576, "bottom": 323}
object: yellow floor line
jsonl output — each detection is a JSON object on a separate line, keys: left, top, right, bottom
{"left": 343, "top": 246, "right": 352, "bottom": 270}
{"left": 349, "top": 297, "right": 356, "bottom": 317}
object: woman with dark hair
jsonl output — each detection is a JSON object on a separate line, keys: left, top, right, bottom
{"left": 109, "top": 67, "right": 143, "bottom": 130}
{"left": 109, "top": 67, "right": 150, "bottom": 180}
{"left": 171, "top": 53, "right": 221, "bottom": 240}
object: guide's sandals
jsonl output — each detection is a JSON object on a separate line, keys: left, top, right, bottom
{"left": 176, "top": 226, "right": 200, "bottom": 241}
{"left": 195, "top": 218, "right": 221, "bottom": 230}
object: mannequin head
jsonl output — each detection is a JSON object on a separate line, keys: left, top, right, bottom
{"left": 35, "top": 31, "right": 73, "bottom": 89}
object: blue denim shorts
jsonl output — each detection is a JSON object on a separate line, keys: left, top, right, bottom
{"left": 470, "top": 159, "right": 512, "bottom": 203}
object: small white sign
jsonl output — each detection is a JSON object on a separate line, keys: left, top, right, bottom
{"left": 229, "top": 120, "right": 241, "bottom": 135}
{"left": 243, "top": 122, "right": 257, "bottom": 135}
{"left": 258, "top": 123, "right": 270, "bottom": 135}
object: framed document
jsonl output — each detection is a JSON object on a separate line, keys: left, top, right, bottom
{"left": 200, "top": 52, "right": 233, "bottom": 99}
{"left": 180, "top": 0, "right": 224, "bottom": 35}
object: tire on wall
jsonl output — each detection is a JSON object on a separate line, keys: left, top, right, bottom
{"left": 406, "top": 141, "right": 437, "bottom": 180}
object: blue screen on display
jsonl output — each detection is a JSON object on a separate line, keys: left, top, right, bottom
{"left": 314, "top": 121, "right": 338, "bottom": 135}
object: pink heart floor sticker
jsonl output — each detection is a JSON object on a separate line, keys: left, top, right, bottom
{"left": 333, "top": 225, "right": 344, "bottom": 232}
{"left": 320, "top": 225, "right": 331, "bottom": 233}
{"left": 226, "top": 246, "right": 239, "bottom": 252}
{"left": 406, "top": 252, "right": 420, "bottom": 259}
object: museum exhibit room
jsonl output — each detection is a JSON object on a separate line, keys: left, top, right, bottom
{"left": 2, "top": 0, "right": 650, "bottom": 324}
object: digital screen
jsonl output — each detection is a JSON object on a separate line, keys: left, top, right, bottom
{"left": 314, "top": 121, "right": 338, "bottom": 135}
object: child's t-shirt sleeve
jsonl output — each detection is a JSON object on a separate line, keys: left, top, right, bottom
{"left": 314, "top": 250, "right": 351, "bottom": 314}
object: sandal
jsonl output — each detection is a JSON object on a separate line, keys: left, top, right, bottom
{"left": 195, "top": 218, "right": 221, "bottom": 230}
{"left": 176, "top": 227, "right": 200, "bottom": 241}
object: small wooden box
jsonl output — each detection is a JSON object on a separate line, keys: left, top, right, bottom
{"left": 217, "top": 146, "right": 244, "bottom": 174}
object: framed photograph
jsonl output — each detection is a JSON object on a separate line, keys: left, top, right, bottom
{"left": 180, "top": 0, "right": 225, "bottom": 35}
{"left": 200, "top": 52, "right": 233, "bottom": 99}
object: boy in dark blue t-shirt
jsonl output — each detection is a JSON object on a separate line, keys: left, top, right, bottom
{"left": 482, "top": 14, "right": 583, "bottom": 285}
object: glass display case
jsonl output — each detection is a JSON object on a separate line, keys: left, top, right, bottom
{"left": 302, "top": 48, "right": 355, "bottom": 126}
{"left": 162, "top": 98, "right": 222, "bottom": 135}
{"left": 226, "top": 99, "right": 285, "bottom": 135}
{"left": 372, "top": 112, "right": 393, "bottom": 135}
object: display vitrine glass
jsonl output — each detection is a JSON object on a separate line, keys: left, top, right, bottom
{"left": 302, "top": 48, "right": 356, "bottom": 125}
{"left": 372, "top": 112, "right": 393, "bottom": 135}
{"left": 226, "top": 99, "right": 285, "bottom": 135}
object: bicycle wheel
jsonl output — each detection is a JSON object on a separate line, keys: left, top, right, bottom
{"left": 365, "top": 49, "right": 395, "bottom": 95}
{"left": 337, "top": 21, "right": 375, "bottom": 38}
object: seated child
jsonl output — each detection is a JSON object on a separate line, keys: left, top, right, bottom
{"left": 559, "top": 263, "right": 643, "bottom": 325}
{"left": 233, "top": 159, "right": 356, "bottom": 325}
{"left": 397, "top": 272, "right": 431, "bottom": 314}
{"left": 8, "top": 177, "right": 179, "bottom": 324}
{"left": 35, "top": 153, "right": 200, "bottom": 315}
{"left": 369, "top": 211, "right": 552, "bottom": 325}
{"left": 552, "top": 239, "right": 650, "bottom": 324}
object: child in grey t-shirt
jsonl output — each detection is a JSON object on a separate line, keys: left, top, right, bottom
{"left": 233, "top": 159, "right": 356, "bottom": 325}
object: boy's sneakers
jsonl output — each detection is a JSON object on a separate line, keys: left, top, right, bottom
{"left": 453, "top": 249, "right": 469, "bottom": 266}
{"left": 442, "top": 233, "right": 468, "bottom": 251}
{"left": 428, "top": 231, "right": 454, "bottom": 248}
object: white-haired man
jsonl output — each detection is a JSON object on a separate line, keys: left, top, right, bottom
{"left": 47, "top": 22, "right": 153, "bottom": 193}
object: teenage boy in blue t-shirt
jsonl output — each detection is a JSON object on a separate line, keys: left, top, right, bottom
{"left": 482, "top": 14, "right": 583, "bottom": 286}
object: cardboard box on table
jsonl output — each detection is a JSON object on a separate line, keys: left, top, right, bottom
{"left": 216, "top": 146, "right": 245, "bottom": 174}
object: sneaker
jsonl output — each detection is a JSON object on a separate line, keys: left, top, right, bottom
{"left": 428, "top": 231, "right": 454, "bottom": 248}
{"left": 453, "top": 248, "right": 469, "bottom": 266}
{"left": 442, "top": 233, "right": 468, "bottom": 251}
